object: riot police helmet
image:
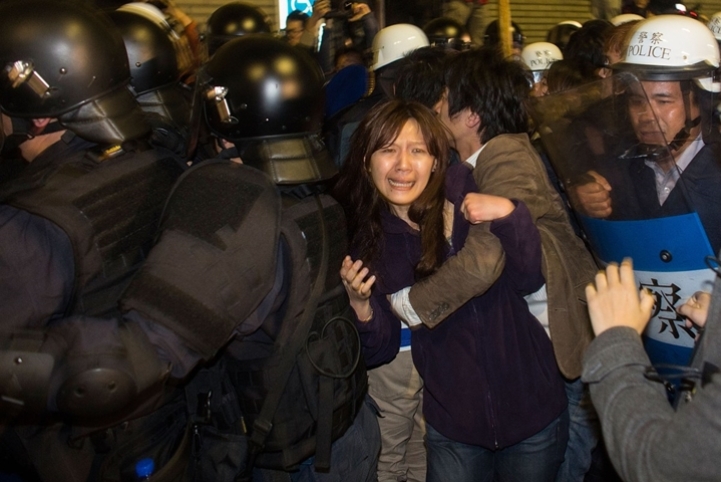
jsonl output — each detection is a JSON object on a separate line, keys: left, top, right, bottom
{"left": 521, "top": 41, "right": 563, "bottom": 85}
{"left": 0, "top": 0, "right": 149, "bottom": 144}
{"left": 109, "top": 9, "right": 191, "bottom": 129}
{"left": 522, "top": 42, "right": 563, "bottom": 73}
{"left": 118, "top": 2, "right": 198, "bottom": 80}
{"left": 484, "top": 20, "right": 525, "bottom": 49}
{"left": 199, "top": 35, "right": 335, "bottom": 183}
{"left": 109, "top": 10, "right": 179, "bottom": 96}
{"left": 371, "top": 24, "right": 430, "bottom": 71}
{"left": 546, "top": 20, "right": 582, "bottom": 51}
{"left": 613, "top": 15, "right": 720, "bottom": 91}
{"left": 422, "top": 17, "right": 471, "bottom": 50}
{"left": 205, "top": 2, "right": 272, "bottom": 56}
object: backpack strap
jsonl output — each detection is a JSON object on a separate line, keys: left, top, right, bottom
{"left": 244, "top": 193, "right": 330, "bottom": 477}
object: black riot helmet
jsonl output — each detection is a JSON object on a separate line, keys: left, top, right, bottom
{"left": 0, "top": 0, "right": 149, "bottom": 144}
{"left": 423, "top": 17, "right": 470, "bottom": 50}
{"left": 484, "top": 20, "right": 525, "bottom": 49}
{"left": 109, "top": 10, "right": 179, "bottom": 96}
{"left": 199, "top": 35, "right": 335, "bottom": 183}
{"left": 205, "top": 2, "right": 272, "bottom": 56}
{"left": 546, "top": 21, "right": 582, "bottom": 52}
{"left": 108, "top": 9, "right": 189, "bottom": 128}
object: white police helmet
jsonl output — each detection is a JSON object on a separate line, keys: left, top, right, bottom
{"left": 522, "top": 41, "right": 562, "bottom": 72}
{"left": 371, "top": 24, "right": 429, "bottom": 71}
{"left": 521, "top": 42, "right": 563, "bottom": 85}
{"left": 614, "top": 15, "right": 720, "bottom": 92}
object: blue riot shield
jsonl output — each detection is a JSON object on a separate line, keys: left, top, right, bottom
{"left": 530, "top": 72, "right": 719, "bottom": 368}
{"left": 581, "top": 214, "right": 713, "bottom": 365}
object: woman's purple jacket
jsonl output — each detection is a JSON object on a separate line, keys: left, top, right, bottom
{"left": 354, "top": 163, "right": 567, "bottom": 449}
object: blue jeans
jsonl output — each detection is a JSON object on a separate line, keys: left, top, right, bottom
{"left": 426, "top": 410, "right": 569, "bottom": 482}
{"left": 555, "top": 378, "right": 601, "bottom": 482}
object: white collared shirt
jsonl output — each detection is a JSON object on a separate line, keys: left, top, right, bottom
{"left": 643, "top": 134, "right": 704, "bottom": 205}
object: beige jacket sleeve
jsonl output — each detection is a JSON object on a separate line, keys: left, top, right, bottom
{"left": 408, "top": 134, "right": 553, "bottom": 327}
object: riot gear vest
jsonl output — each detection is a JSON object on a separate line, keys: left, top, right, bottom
{"left": 3, "top": 144, "right": 184, "bottom": 318}
{"left": 120, "top": 160, "right": 366, "bottom": 473}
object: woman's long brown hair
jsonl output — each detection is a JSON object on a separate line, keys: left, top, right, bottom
{"left": 334, "top": 99, "right": 451, "bottom": 279}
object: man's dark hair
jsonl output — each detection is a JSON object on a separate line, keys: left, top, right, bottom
{"left": 286, "top": 10, "right": 309, "bottom": 26}
{"left": 394, "top": 46, "right": 452, "bottom": 109}
{"left": 564, "top": 19, "right": 613, "bottom": 78}
{"left": 546, "top": 59, "right": 598, "bottom": 94}
{"left": 445, "top": 47, "right": 531, "bottom": 143}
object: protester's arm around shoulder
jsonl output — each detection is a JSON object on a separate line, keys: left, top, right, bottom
{"left": 405, "top": 206, "right": 506, "bottom": 328}
{"left": 463, "top": 194, "right": 544, "bottom": 294}
{"left": 405, "top": 136, "right": 547, "bottom": 327}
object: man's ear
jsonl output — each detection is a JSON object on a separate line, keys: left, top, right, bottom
{"left": 466, "top": 111, "right": 481, "bottom": 129}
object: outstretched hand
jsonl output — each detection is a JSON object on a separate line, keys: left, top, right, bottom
{"left": 585, "top": 259, "right": 655, "bottom": 336}
{"left": 340, "top": 255, "right": 376, "bottom": 321}
{"left": 678, "top": 291, "right": 711, "bottom": 334}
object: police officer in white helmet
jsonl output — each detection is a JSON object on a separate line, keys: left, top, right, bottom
{"left": 571, "top": 14, "right": 721, "bottom": 252}
{"left": 521, "top": 41, "right": 564, "bottom": 96}
{"left": 529, "top": 16, "right": 721, "bottom": 482}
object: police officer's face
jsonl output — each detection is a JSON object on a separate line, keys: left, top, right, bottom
{"left": 629, "top": 81, "right": 700, "bottom": 149}
{"left": 369, "top": 119, "right": 436, "bottom": 222}
{"left": 531, "top": 76, "right": 549, "bottom": 97}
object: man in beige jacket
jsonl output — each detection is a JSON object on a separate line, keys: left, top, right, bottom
{"left": 390, "top": 48, "right": 600, "bottom": 482}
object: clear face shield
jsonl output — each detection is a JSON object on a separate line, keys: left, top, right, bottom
{"left": 529, "top": 71, "right": 718, "bottom": 369}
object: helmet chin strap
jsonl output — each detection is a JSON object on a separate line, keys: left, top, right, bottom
{"left": 668, "top": 85, "right": 701, "bottom": 152}
{"left": 621, "top": 113, "right": 700, "bottom": 162}
{"left": 0, "top": 117, "right": 63, "bottom": 156}
{"left": 8, "top": 116, "right": 34, "bottom": 140}
{"left": 667, "top": 115, "right": 701, "bottom": 151}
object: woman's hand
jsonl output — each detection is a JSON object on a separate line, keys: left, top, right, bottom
{"left": 461, "top": 193, "right": 515, "bottom": 224}
{"left": 585, "top": 259, "right": 655, "bottom": 336}
{"left": 340, "top": 256, "right": 376, "bottom": 321}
